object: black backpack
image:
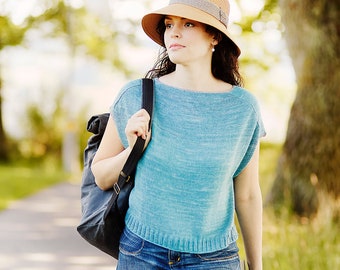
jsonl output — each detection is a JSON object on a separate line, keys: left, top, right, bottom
{"left": 77, "top": 78, "right": 154, "bottom": 258}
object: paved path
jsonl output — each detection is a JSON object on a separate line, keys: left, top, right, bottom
{"left": 0, "top": 182, "right": 117, "bottom": 270}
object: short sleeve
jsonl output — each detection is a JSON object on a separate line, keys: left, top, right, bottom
{"left": 233, "top": 120, "right": 265, "bottom": 177}
{"left": 233, "top": 92, "right": 266, "bottom": 177}
{"left": 110, "top": 79, "right": 143, "bottom": 148}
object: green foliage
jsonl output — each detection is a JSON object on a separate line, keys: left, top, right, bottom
{"left": 76, "top": 108, "right": 92, "bottom": 166}
{"left": 0, "top": 161, "right": 69, "bottom": 211}
{"left": 259, "top": 142, "right": 282, "bottom": 195}
{"left": 235, "top": 0, "right": 284, "bottom": 72}
{"left": 236, "top": 2, "right": 279, "bottom": 33}
{"left": 18, "top": 91, "right": 65, "bottom": 161}
{"left": 0, "top": 16, "right": 28, "bottom": 49}
{"left": 0, "top": 0, "right": 134, "bottom": 162}
{"left": 31, "top": 0, "right": 131, "bottom": 75}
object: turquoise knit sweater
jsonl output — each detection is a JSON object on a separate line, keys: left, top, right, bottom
{"left": 111, "top": 78, "right": 266, "bottom": 253}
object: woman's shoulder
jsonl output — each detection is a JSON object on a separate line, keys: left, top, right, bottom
{"left": 231, "top": 86, "right": 261, "bottom": 111}
{"left": 114, "top": 79, "right": 143, "bottom": 103}
{"left": 119, "top": 78, "right": 143, "bottom": 95}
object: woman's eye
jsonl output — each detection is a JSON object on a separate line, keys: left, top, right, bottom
{"left": 165, "top": 23, "right": 172, "bottom": 29}
{"left": 185, "top": 22, "right": 194, "bottom": 27}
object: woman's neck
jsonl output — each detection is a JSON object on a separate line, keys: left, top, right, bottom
{"left": 159, "top": 67, "right": 232, "bottom": 93}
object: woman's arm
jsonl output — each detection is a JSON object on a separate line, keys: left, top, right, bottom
{"left": 91, "top": 110, "right": 151, "bottom": 190}
{"left": 234, "top": 143, "right": 263, "bottom": 270}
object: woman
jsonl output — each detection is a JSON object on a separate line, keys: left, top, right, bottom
{"left": 92, "top": 0, "right": 265, "bottom": 269}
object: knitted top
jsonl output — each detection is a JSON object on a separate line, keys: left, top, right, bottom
{"left": 111, "top": 78, "right": 266, "bottom": 253}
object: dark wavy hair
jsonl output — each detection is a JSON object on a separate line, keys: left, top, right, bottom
{"left": 145, "top": 18, "right": 243, "bottom": 86}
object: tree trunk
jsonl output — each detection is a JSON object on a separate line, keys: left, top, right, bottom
{"left": 266, "top": 0, "right": 340, "bottom": 220}
{"left": 0, "top": 77, "right": 9, "bottom": 162}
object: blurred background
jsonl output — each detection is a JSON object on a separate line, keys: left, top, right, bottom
{"left": 0, "top": 0, "right": 338, "bottom": 269}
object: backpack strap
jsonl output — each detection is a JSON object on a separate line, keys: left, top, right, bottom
{"left": 113, "top": 78, "right": 154, "bottom": 194}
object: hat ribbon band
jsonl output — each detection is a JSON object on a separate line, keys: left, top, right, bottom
{"left": 169, "top": 0, "right": 229, "bottom": 28}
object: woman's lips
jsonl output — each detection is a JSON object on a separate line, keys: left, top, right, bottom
{"left": 169, "top": 43, "right": 185, "bottom": 50}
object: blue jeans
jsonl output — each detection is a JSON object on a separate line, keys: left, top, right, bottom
{"left": 117, "top": 228, "right": 241, "bottom": 270}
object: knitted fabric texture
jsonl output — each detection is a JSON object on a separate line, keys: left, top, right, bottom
{"left": 111, "top": 79, "right": 265, "bottom": 253}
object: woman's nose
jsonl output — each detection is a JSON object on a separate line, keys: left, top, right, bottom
{"left": 170, "top": 25, "right": 181, "bottom": 38}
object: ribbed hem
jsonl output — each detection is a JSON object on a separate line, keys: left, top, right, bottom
{"left": 125, "top": 213, "right": 238, "bottom": 253}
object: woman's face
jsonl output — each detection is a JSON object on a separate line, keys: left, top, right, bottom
{"left": 163, "top": 16, "right": 216, "bottom": 66}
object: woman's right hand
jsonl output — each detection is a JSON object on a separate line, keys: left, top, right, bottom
{"left": 125, "top": 109, "right": 151, "bottom": 149}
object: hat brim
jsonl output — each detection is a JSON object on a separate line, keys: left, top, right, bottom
{"left": 141, "top": 4, "right": 240, "bottom": 56}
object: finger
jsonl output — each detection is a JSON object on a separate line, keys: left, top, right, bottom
{"left": 136, "top": 126, "right": 146, "bottom": 138}
{"left": 135, "top": 109, "right": 150, "bottom": 122}
{"left": 133, "top": 117, "right": 148, "bottom": 131}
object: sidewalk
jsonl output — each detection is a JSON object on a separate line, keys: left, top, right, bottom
{"left": 0, "top": 182, "right": 117, "bottom": 270}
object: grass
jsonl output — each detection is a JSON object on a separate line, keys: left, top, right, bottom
{"left": 0, "top": 144, "right": 339, "bottom": 269}
{"left": 262, "top": 210, "right": 339, "bottom": 269}
{"left": 0, "top": 160, "right": 69, "bottom": 211}
{"left": 258, "top": 142, "right": 339, "bottom": 270}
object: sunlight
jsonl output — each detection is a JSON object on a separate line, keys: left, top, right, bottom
{"left": 0, "top": 0, "right": 294, "bottom": 143}
{"left": 0, "top": 0, "right": 36, "bottom": 24}
{"left": 0, "top": 0, "right": 266, "bottom": 25}
{"left": 0, "top": 0, "right": 84, "bottom": 25}
{"left": 22, "top": 253, "right": 57, "bottom": 262}
{"left": 240, "top": 0, "right": 264, "bottom": 15}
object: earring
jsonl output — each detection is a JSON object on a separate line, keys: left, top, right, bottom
{"left": 212, "top": 46, "right": 215, "bottom": 52}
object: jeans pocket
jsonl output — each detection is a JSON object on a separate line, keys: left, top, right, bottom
{"left": 196, "top": 242, "right": 239, "bottom": 262}
{"left": 119, "top": 228, "right": 144, "bottom": 255}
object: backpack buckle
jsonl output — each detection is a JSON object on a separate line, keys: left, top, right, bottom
{"left": 113, "top": 183, "right": 120, "bottom": 194}
{"left": 120, "top": 171, "right": 131, "bottom": 182}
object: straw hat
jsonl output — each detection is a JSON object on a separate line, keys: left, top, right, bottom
{"left": 141, "top": 0, "right": 240, "bottom": 56}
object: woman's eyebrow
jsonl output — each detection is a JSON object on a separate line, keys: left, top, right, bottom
{"left": 164, "top": 16, "right": 187, "bottom": 21}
